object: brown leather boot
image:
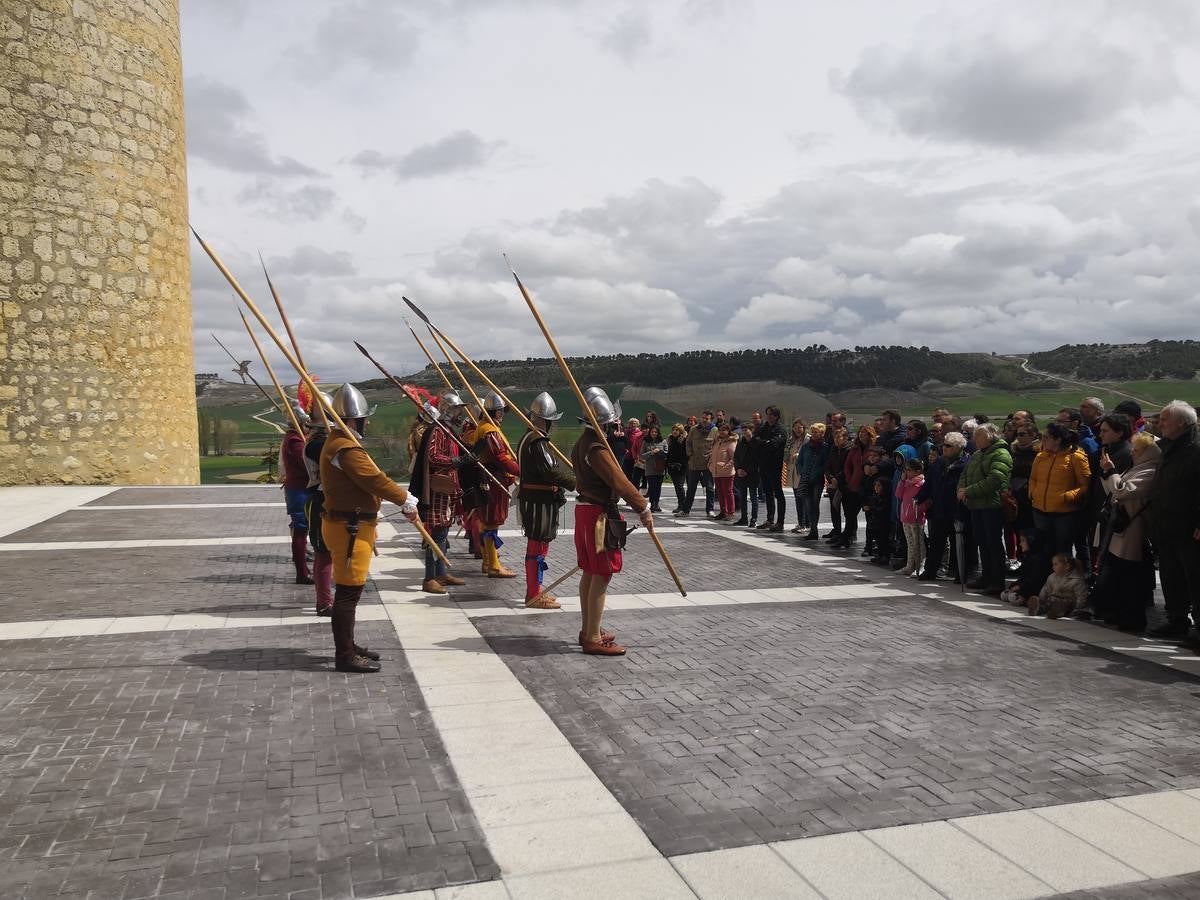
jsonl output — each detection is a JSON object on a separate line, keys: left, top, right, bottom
{"left": 332, "top": 585, "right": 379, "bottom": 673}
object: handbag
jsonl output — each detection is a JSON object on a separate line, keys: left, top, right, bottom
{"left": 1110, "top": 501, "right": 1148, "bottom": 535}
{"left": 429, "top": 472, "right": 458, "bottom": 495}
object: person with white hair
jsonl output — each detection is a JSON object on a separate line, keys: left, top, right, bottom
{"left": 1080, "top": 397, "right": 1105, "bottom": 429}
{"left": 916, "top": 430, "right": 971, "bottom": 582}
{"left": 1147, "top": 400, "right": 1200, "bottom": 641}
{"left": 957, "top": 422, "right": 1013, "bottom": 595}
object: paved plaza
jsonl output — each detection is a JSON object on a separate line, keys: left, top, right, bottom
{"left": 3, "top": 485, "right": 1200, "bottom": 899}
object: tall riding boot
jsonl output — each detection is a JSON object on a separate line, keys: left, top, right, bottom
{"left": 331, "top": 584, "right": 379, "bottom": 673}
{"left": 313, "top": 550, "right": 334, "bottom": 615}
{"left": 291, "top": 529, "right": 313, "bottom": 584}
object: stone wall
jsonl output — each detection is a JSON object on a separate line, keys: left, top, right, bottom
{"left": 0, "top": 0, "right": 198, "bottom": 485}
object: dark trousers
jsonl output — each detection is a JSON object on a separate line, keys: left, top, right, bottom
{"left": 668, "top": 468, "right": 686, "bottom": 509}
{"left": 646, "top": 474, "right": 664, "bottom": 510}
{"left": 1034, "top": 509, "right": 1079, "bottom": 556}
{"left": 1157, "top": 538, "right": 1200, "bottom": 628}
{"left": 802, "top": 481, "right": 823, "bottom": 531}
{"left": 761, "top": 471, "right": 785, "bottom": 524}
{"left": 922, "top": 514, "right": 954, "bottom": 577}
{"left": 971, "top": 507, "right": 1005, "bottom": 587}
{"left": 424, "top": 524, "right": 450, "bottom": 581}
{"left": 840, "top": 492, "right": 861, "bottom": 539}
{"left": 736, "top": 482, "right": 759, "bottom": 521}
{"left": 1094, "top": 552, "right": 1154, "bottom": 630}
{"left": 684, "top": 469, "right": 713, "bottom": 514}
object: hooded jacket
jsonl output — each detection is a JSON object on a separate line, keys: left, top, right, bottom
{"left": 959, "top": 438, "right": 1013, "bottom": 511}
{"left": 1029, "top": 447, "right": 1091, "bottom": 514}
{"left": 891, "top": 444, "right": 918, "bottom": 521}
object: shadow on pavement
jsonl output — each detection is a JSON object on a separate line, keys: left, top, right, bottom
{"left": 180, "top": 647, "right": 330, "bottom": 671}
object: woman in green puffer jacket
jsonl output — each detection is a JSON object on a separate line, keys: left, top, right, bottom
{"left": 957, "top": 422, "right": 1013, "bottom": 594}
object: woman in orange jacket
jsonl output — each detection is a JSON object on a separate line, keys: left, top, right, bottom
{"left": 1029, "top": 421, "right": 1091, "bottom": 555}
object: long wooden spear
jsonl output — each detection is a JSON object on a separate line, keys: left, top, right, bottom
{"left": 403, "top": 297, "right": 572, "bottom": 469}
{"left": 260, "top": 254, "right": 329, "bottom": 430}
{"left": 212, "top": 333, "right": 287, "bottom": 417}
{"left": 354, "top": 340, "right": 505, "bottom": 491}
{"left": 190, "top": 227, "right": 451, "bottom": 570}
{"left": 503, "top": 255, "right": 685, "bottom": 597}
{"left": 238, "top": 309, "right": 305, "bottom": 436}
{"left": 427, "top": 326, "right": 501, "bottom": 441}
{"left": 403, "top": 318, "right": 478, "bottom": 426}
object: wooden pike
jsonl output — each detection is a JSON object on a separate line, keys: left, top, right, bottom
{"left": 212, "top": 332, "right": 288, "bottom": 418}
{"left": 353, "top": 340, "right": 505, "bottom": 491}
{"left": 238, "top": 309, "right": 305, "bottom": 436}
{"left": 424, "top": 324, "right": 515, "bottom": 456}
{"left": 260, "top": 254, "right": 329, "bottom": 430}
{"left": 402, "top": 296, "right": 571, "bottom": 469}
{"left": 503, "top": 255, "right": 685, "bottom": 597}
{"left": 190, "top": 227, "right": 451, "bottom": 570}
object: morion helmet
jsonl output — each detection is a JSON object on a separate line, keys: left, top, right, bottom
{"left": 579, "top": 386, "right": 622, "bottom": 428}
{"left": 483, "top": 391, "right": 506, "bottom": 413}
{"left": 332, "top": 383, "right": 376, "bottom": 419}
{"left": 438, "top": 390, "right": 465, "bottom": 413}
{"left": 307, "top": 391, "right": 333, "bottom": 427}
{"left": 291, "top": 403, "right": 311, "bottom": 429}
{"left": 528, "top": 391, "right": 563, "bottom": 421}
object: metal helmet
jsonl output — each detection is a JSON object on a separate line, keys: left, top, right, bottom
{"left": 528, "top": 391, "right": 563, "bottom": 421}
{"left": 438, "top": 390, "right": 465, "bottom": 414}
{"left": 291, "top": 404, "right": 311, "bottom": 429}
{"left": 579, "top": 386, "right": 621, "bottom": 428}
{"left": 467, "top": 401, "right": 483, "bottom": 422}
{"left": 307, "top": 391, "right": 333, "bottom": 429}
{"left": 482, "top": 391, "right": 506, "bottom": 413}
{"left": 332, "top": 382, "right": 375, "bottom": 419}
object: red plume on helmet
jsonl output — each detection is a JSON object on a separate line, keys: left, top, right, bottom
{"left": 297, "top": 377, "right": 319, "bottom": 413}
{"left": 404, "top": 384, "right": 437, "bottom": 406}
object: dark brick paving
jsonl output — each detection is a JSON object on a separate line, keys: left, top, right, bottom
{"left": 394, "top": 524, "right": 878, "bottom": 605}
{"left": 83, "top": 487, "right": 284, "bottom": 506}
{"left": 0, "top": 619, "right": 497, "bottom": 900}
{"left": 475, "top": 599, "right": 1200, "bottom": 857}
{"left": 1, "top": 506, "right": 291, "bottom": 543}
{"left": 0, "top": 545, "right": 372, "bottom": 623}
{"left": 1058, "top": 872, "right": 1200, "bottom": 898}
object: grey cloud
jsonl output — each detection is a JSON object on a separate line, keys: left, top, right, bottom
{"left": 238, "top": 180, "right": 337, "bottom": 220}
{"left": 788, "top": 131, "right": 833, "bottom": 153}
{"left": 833, "top": 33, "right": 1180, "bottom": 150}
{"left": 600, "top": 9, "right": 652, "bottom": 62}
{"left": 289, "top": 0, "right": 420, "bottom": 79}
{"left": 349, "top": 131, "right": 502, "bottom": 179}
{"left": 267, "top": 246, "right": 358, "bottom": 278}
{"left": 184, "top": 77, "right": 321, "bottom": 176}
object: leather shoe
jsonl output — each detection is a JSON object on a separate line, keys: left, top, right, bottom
{"left": 335, "top": 654, "right": 381, "bottom": 673}
{"left": 581, "top": 636, "right": 626, "bottom": 656}
{"left": 436, "top": 574, "right": 466, "bottom": 586}
{"left": 354, "top": 643, "right": 381, "bottom": 661}
{"left": 422, "top": 578, "right": 448, "bottom": 594}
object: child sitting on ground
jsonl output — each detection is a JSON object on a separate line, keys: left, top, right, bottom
{"left": 1027, "top": 553, "right": 1089, "bottom": 618}
{"left": 1001, "top": 530, "right": 1051, "bottom": 607}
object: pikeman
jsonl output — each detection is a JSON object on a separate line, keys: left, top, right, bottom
{"left": 572, "top": 387, "right": 654, "bottom": 656}
{"left": 303, "top": 391, "right": 334, "bottom": 615}
{"left": 413, "top": 390, "right": 471, "bottom": 594}
{"left": 459, "top": 402, "right": 484, "bottom": 559}
{"left": 320, "top": 382, "right": 419, "bottom": 673}
{"left": 474, "top": 391, "right": 521, "bottom": 577}
{"left": 281, "top": 403, "right": 314, "bottom": 585}
{"left": 518, "top": 392, "right": 577, "bottom": 608}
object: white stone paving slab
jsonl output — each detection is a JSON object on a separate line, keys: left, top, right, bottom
{"left": 1111, "top": 791, "right": 1200, "bottom": 845}
{"left": 1035, "top": 799, "right": 1200, "bottom": 879}
{"left": 504, "top": 857, "right": 695, "bottom": 900}
{"left": 466, "top": 777, "right": 625, "bottom": 830}
{"left": 953, "top": 810, "right": 1145, "bottom": 891}
{"left": 484, "top": 812, "right": 659, "bottom": 876}
{"left": 673, "top": 843, "right": 821, "bottom": 899}
{"left": 0, "top": 485, "right": 117, "bottom": 538}
{"left": 866, "top": 820, "right": 1052, "bottom": 899}
{"left": 771, "top": 831, "right": 939, "bottom": 900}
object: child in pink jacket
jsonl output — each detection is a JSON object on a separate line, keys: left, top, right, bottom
{"left": 895, "top": 458, "right": 927, "bottom": 576}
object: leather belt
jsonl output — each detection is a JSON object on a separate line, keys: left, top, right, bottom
{"left": 326, "top": 510, "right": 378, "bottom": 522}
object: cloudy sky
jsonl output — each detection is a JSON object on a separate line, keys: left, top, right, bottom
{"left": 182, "top": 0, "right": 1200, "bottom": 383}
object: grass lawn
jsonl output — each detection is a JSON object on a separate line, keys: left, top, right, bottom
{"left": 199, "top": 454, "right": 270, "bottom": 485}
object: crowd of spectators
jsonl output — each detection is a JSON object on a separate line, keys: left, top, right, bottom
{"left": 624, "top": 398, "right": 1200, "bottom": 645}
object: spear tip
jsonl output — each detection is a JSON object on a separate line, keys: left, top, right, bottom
{"left": 188, "top": 223, "right": 204, "bottom": 243}
{"left": 402, "top": 296, "right": 429, "bottom": 323}
{"left": 502, "top": 252, "right": 518, "bottom": 278}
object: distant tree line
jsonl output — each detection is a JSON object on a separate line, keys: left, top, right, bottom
{"left": 374, "top": 344, "right": 1038, "bottom": 394}
{"left": 1028, "top": 340, "right": 1200, "bottom": 381}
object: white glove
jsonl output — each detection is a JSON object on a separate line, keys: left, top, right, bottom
{"left": 401, "top": 494, "right": 418, "bottom": 516}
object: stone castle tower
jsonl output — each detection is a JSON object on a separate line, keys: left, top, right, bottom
{"left": 0, "top": 0, "right": 198, "bottom": 485}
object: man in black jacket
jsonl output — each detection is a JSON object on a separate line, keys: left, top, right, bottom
{"left": 752, "top": 405, "right": 786, "bottom": 532}
{"left": 1147, "top": 401, "right": 1200, "bottom": 641}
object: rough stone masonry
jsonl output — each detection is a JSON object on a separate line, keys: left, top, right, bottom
{"left": 0, "top": 0, "right": 198, "bottom": 484}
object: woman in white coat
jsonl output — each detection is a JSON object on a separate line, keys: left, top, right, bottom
{"left": 1093, "top": 432, "right": 1161, "bottom": 632}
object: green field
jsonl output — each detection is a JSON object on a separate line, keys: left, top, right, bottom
{"left": 199, "top": 378, "right": 1198, "bottom": 482}
{"left": 848, "top": 379, "right": 1197, "bottom": 420}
